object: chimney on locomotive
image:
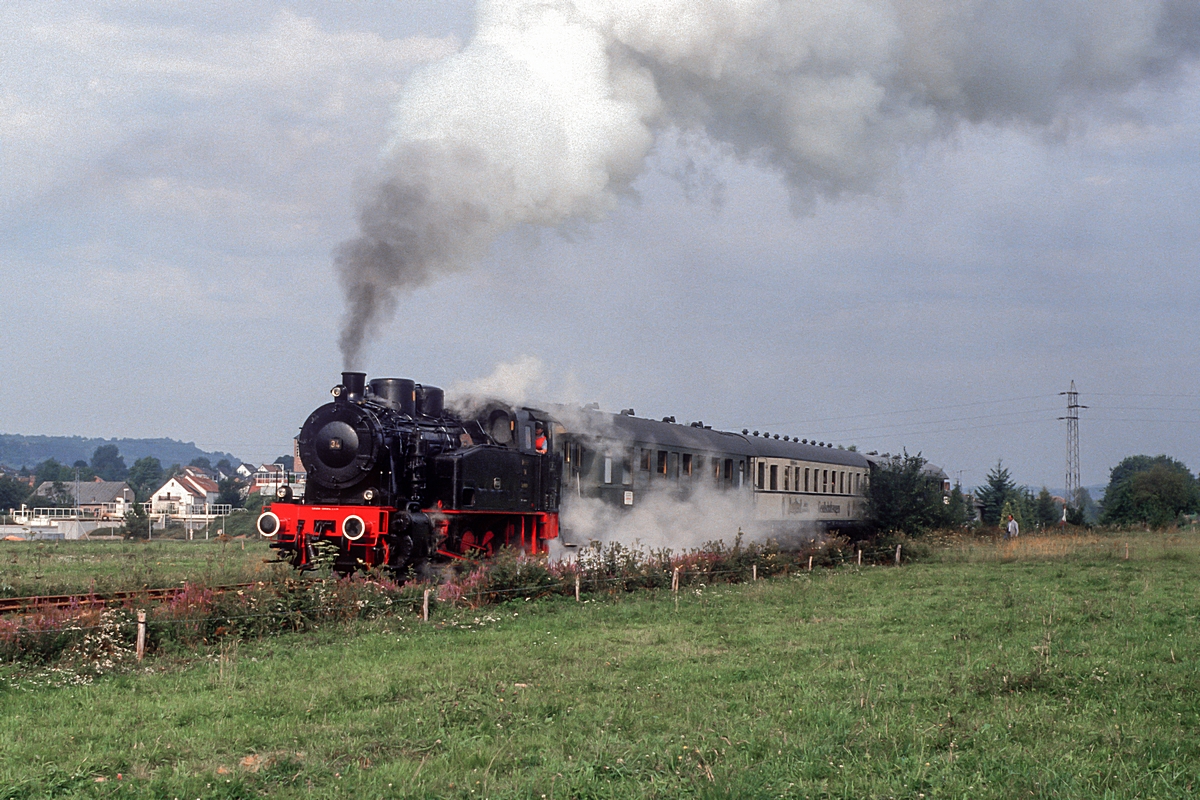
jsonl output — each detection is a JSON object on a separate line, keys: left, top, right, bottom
{"left": 333, "top": 371, "right": 367, "bottom": 404}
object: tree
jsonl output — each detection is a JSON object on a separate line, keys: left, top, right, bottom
{"left": 1101, "top": 455, "right": 1200, "bottom": 528}
{"left": 127, "top": 456, "right": 165, "bottom": 502}
{"left": 945, "top": 482, "right": 975, "bottom": 527}
{"left": 974, "top": 461, "right": 1019, "bottom": 526}
{"left": 216, "top": 458, "right": 233, "bottom": 476}
{"left": 34, "top": 458, "right": 75, "bottom": 484}
{"left": 90, "top": 444, "right": 128, "bottom": 481}
{"left": 865, "top": 451, "right": 951, "bottom": 537}
{"left": 189, "top": 456, "right": 212, "bottom": 470}
{"left": 217, "top": 477, "right": 245, "bottom": 509}
{"left": 0, "top": 476, "right": 28, "bottom": 511}
{"left": 1034, "top": 487, "right": 1060, "bottom": 529}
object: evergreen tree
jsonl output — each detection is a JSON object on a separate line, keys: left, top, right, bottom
{"left": 1034, "top": 487, "right": 1060, "bottom": 529}
{"left": 974, "top": 461, "right": 1018, "bottom": 526}
{"left": 865, "top": 451, "right": 951, "bottom": 537}
{"left": 945, "top": 482, "right": 975, "bottom": 527}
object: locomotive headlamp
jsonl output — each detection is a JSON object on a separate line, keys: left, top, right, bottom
{"left": 362, "top": 489, "right": 376, "bottom": 502}
{"left": 257, "top": 511, "right": 280, "bottom": 537}
{"left": 275, "top": 485, "right": 293, "bottom": 501}
{"left": 342, "top": 514, "right": 366, "bottom": 541}
{"left": 331, "top": 385, "right": 343, "bottom": 398}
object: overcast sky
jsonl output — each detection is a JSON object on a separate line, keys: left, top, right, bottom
{"left": 3, "top": 1, "right": 1199, "bottom": 490}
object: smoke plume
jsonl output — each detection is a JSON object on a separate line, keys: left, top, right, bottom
{"left": 338, "top": 0, "right": 1200, "bottom": 365}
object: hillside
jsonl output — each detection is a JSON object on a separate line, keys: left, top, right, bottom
{"left": 0, "top": 433, "right": 241, "bottom": 470}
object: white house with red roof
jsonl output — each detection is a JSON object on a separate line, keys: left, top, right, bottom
{"left": 150, "top": 467, "right": 224, "bottom": 518}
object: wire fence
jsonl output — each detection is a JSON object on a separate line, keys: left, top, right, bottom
{"left": 1, "top": 538, "right": 903, "bottom": 666}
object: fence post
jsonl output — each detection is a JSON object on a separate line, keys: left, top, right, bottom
{"left": 808, "top": 555, "right": 813, "bottom": 572}
{"left": 752, "top": 564, "right": 757, "bottom": 582}
{"left": 1125, "top": 542, "right": 1129, "bottom": 560}
{"left": 136, "top": 610, "right": 147, "bottom": 662}
{"left": 895, "top": 544, "right": 901, "bottom": 566}
{"left": 672, "top": 567, "right": 680, "bottom": 593}
{"left": 857, "top": 549, "right": 862, "bottom": 567}
{"left": 575, "top": 573, "right": 581, "bottom": 602}
{"left": 422, "top": 589, "right": 430, "bottom": 622}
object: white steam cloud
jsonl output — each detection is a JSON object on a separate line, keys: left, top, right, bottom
{"left": 557, "top": 487, "right": 760, "bottom": 553}
{"left": 337, "top": 0, "right": 1200, "bottom": 365}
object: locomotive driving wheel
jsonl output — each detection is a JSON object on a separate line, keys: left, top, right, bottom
{"left": 458, "top": 529, "right": 495, "bottom": 558}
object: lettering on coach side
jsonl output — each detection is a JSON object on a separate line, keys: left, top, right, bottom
{"left": 818, "top": 502, "right": 841, "bottom": 514}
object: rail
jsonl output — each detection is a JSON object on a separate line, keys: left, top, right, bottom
{"left": 0, "top": 583, "right": 256, "bottom": 616}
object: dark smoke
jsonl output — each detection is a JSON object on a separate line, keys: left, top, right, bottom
{"left": 337, "top": 0, "right": 1200, "bottom": 365}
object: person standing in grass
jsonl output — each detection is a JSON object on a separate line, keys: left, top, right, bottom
{"left": 1006, "top": 514, "right": 1019, "bottom": 539}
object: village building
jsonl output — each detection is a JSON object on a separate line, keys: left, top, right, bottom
{"left": 149, "top": 467, "right": 225, "bottom": 518}
{"left": 31, "top": 478, "right": 136, "bottom": 520}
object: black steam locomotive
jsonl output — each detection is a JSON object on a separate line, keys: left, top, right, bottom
{"left": 257, "top": 371, "right": 560, "bottom": 574}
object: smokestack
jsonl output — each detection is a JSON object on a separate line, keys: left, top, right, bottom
{"left": 341, "top": 371, "right": 366, "bottom": 404}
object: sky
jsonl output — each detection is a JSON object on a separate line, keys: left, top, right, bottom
{"left": 2, "top": 1, "right": 1199, "bottom": 490}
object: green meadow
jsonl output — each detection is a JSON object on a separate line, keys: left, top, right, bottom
{"left": 1, "top": 531, "right": 1197, "bottom": 799}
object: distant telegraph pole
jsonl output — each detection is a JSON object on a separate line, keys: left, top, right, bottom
{"left": 1058, "top": 381, "right": 1087, "bottom": 511}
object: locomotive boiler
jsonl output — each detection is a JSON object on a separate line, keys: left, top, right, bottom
{"left": 257, "top": 371, "right": 560, "bottom": 574}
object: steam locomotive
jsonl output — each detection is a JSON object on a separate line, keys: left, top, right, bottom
{"left": 257, "top": 371, "right": 560, "bottom": 574}
{"left": 258, "top": 371, "right": 878, "bottom": 574}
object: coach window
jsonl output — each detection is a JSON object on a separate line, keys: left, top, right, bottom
{"left": 713, "top": 458, "right": 721, "bottom": 483}
{"left": 783, "top": 467, "right": 790, "bottom": 492}
{"left": 695, "top": 455, "right": 705, "bottom": 474}
{"left": 683, "top": 453, "right": 693, "bottom": 477}
{"left": 804, "top": 467, "right": 809, "bottom": 492}
{"left": 603, "top": 456, "right": 613, "bottom": 484}
{"left": 724, "top": 459, "right": 733, "bottom": 485}
{"left": 757, "top": 461, "right": 765, "bottom": 489}
{"left": 657, "top": 451, "right": 668, "bottom": 475}
{"left": 769, "top": 464, "right": 778, "bottom": 491}
{"left": 822, "top": 469, "right": 828, "bottom": 493}
{"left": 669, "top": 452, "right": 679, "bottom": 479}
{"left": 840, "top": 471, "right": 846, "bottom": 494}
{"left": 739, "top": 461, "right": 745, "bottom": 487}
{"left": 622, "top": 459, "right": 633, "bottom": 485}
{"left": 640, "top": 449, "right": 651, "bottom": 471}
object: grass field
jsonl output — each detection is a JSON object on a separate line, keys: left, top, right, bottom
{"left": 1, "top": 530, "right": 1197, "bottom": 799}
{"left": 0, "top": 538, "right": 278, "bottom": 598}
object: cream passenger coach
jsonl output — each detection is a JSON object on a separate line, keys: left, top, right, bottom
{"left": 547, "top": 405, "right": 873, "bottom": 545}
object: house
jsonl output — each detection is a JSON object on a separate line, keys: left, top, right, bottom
{"left": 31, "top": 479, "right": 136, "bottom": 519}
{"left": 150, "top": 468, "right": 221, "bottom": 518}
{"left": 235, "top": 463, "right": 255, "bottom": 479}
{"left": 248, "top": 462, "right": 305, "bottom": 497}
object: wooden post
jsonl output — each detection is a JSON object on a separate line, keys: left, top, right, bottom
{"left": 672, "top": 567, "right": 680, "bottom": 593}
{"left": 808, "top": 555, "right": 813, "bottom": 572}
{"left": 422, "top": 589, "right": 430, "bottom": 622}
{"left": 857, "top": 549, "right": 862, "bottom": 566}
{"left": 1125, "top": 542, "right": 1129, "bottom": 560}
{"left": 575, "top": 573, "right": 581, "bottom": 602}
{"left": 895, "top": 544, "right": 901, "bottom": 566}
{"left": 752, "top": 564, "right": 757, "bottom": 581}
{"left": 136, "top": 610, "right": 146, "bottom": 662}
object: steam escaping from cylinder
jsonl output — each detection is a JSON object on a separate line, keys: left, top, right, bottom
{"left": 337, "top": 0, "right": 1200, "bottom": 365}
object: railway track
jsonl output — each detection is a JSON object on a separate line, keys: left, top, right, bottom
{"left": 0, "top": 584, "right": 256, "bottom": 616}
